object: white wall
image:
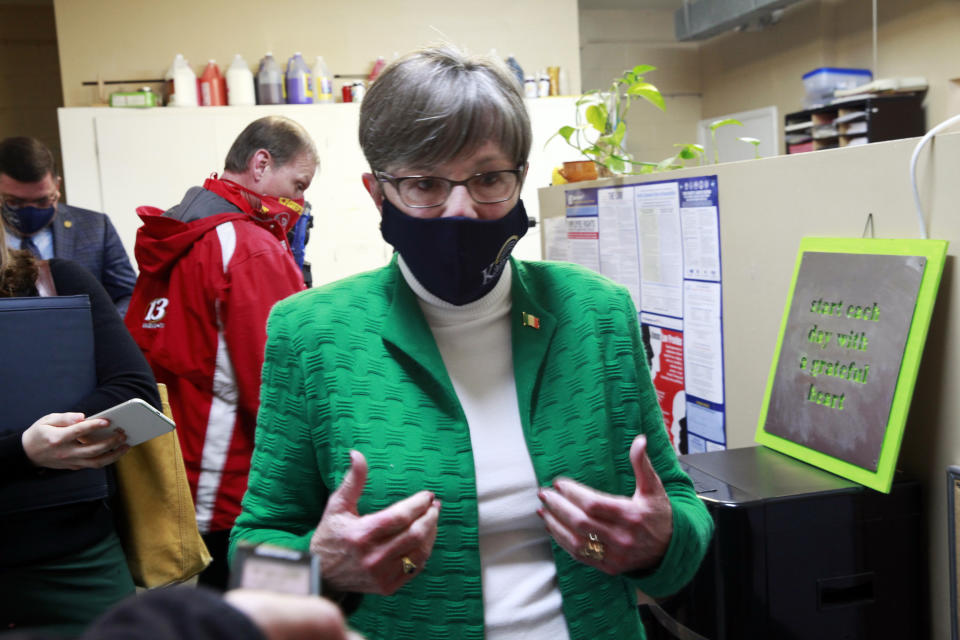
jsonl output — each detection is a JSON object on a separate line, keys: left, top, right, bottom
{"left": 53, "top": 0, "right": 580, "bottom": 110}
{"left": 58, "top": 98, "right": 580, "bottom": 285}
{"left": 579, "top": 7, "right": 702, "bottom": 165}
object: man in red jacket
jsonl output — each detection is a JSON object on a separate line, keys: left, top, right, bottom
{"left": 125, "top": 116, "right": 316, "bottom": 589}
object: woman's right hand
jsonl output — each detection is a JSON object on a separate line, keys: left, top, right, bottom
{"left": 310, "top": 450, "right": 441, "bottom": 595}
{"left": 21, "top": 412, "right": 129, "bottom": 470}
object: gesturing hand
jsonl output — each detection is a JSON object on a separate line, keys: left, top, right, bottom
{"left": 537, "top": 434, "right": 673, "bottom": 575}
{"left": 21, "top": 412, "right": 129, "bottom": 470}
{"left": 310, "top": 450, "right": 441, "bottom": 595}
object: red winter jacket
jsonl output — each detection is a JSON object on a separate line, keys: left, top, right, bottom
{"left": 125, "top": 178, "right": 305, "bottom": 533}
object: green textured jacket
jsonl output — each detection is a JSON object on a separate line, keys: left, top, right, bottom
{"left": 231, "top": 256, "right": 713, "bottom": 640}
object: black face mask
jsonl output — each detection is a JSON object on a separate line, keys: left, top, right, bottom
{"left": 380, "top": 197, "right": 529, "bottom": 305}
{"left": 2, "top": 203, "right": 56, "bottom": 236}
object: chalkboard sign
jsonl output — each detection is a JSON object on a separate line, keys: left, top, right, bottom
{"left": 756, "top": 237, "right": 947, "bottom": 492}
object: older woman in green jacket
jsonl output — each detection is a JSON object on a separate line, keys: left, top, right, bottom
{"left": 231, "top": 45, "right": 713, "bottom": 640}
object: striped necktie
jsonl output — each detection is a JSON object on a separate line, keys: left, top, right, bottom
{"left": 20, "top": 235, "right": 42, "bottom": 258}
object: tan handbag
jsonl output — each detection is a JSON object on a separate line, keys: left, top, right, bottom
{"left": 114, "top": 383, "right": 212, "bottom": 587}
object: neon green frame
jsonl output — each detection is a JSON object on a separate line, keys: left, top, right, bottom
{"left": 755, "top": 237, "right": 948, "bottom": 492}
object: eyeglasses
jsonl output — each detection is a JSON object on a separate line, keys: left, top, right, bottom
{"left": 1, "top": 192, "right": 59, "bottom": 210}
{"left": 375, "top": 168, "right": 523, "bottom": 208}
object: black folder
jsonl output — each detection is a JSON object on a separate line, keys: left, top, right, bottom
{"left": 0, "top": 295, "right": 108, "bottom": 513}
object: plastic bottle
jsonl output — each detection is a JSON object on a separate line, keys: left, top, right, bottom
{"left": 523, "top": 75, "right": 538, "bottom": 99}
{"left": 368, "top": 56, "right": 386, "bottom": 83}
{"left": 256, "top": 53, "right": 284, "bottom": 105}
{"left": 351, "top": 81, "right": 366, "bottom": 103}
{"left": 311, "top": 56, "right": 334, "bottom": 103}
{"left": 537, "top": 71, "right": 550, "bottom": 98}
{"left": 199, "top": 60, "right": 227, "bottom": 106}
{"left": 226, "top": 54, "right": 256, "bottom": 106}
{"left": 506, "top": 55, "right": 524, "bottom": 89}
{"left": 166, "top": 54, "right": 198, "bottom": 107}
{"left": 163, "top": 61, "right": 174, "bottom": 105}
{"left": 285, "top": 52, "right": 313, "bottom": 104}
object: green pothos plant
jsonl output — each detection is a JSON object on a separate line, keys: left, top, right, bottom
{"left": 549, "top": 65, "right": 665, "bottom": 174}
{"left": 551, "top": 65, "right": 759, "bottom": 174}
{"left": 655, "top": 119, "right": 746, "bottom": 170}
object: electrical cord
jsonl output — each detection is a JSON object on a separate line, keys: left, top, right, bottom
{"left": 909, "top": 112, "right": 960, "bottom": 239}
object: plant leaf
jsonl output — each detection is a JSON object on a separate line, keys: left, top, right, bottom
{"left": 582, "top": 145, "right": 602, "bottom": 159}
{"left": 709, "top": 118, "right": 743, "bottom": 132}
{"left": 631, "top": 64, "right": 656, "bottom": 76}
{"left": 610, "top": 121, "right": 626, "bottom": 147}
{"left": 657, "top": 155, "right": 680, "bottom": 171}
{"left": 607, "top": 156, "right": 625, "bottom": 173}
{"left": 673, "top": 143, "right": 705, "bottom": 159}
{"left": 738, "top": 136, "right": 761, "bottom": 145}
{"left": 628, "top": 84, "right": 665, "bottom": 111}
{"left": 557, "top": 126, "right": 576, "bottom": 143}
{"left": 585, "top": 104, "right": 609, "bottom": 133}
{"left": 575, "top": 92, "right": 601, "bottom": 108}
{"left": 626, "top": 81, "right": 659, "bottom": 94}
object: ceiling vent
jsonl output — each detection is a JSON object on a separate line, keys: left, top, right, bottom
{"left": 675, "top": 0, "right": 803, "bottom": 41}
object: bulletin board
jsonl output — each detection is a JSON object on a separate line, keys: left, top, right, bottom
{"left": 556, "top": 176, "right": 725, "bottom": 454}
{"left": 756, "top": 237, "right": 947, "bottom": 492}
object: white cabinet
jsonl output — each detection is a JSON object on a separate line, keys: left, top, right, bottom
{"left": 58, "top": 99, "right": 579, "bottom": 285}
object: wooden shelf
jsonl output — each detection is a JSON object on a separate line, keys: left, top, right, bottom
{"left": 784, "top": 93, "right": 925, "bottom": 154}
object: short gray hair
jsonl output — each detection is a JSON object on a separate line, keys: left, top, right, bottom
{"left": 224, "top": 116, "right": 317, "bottom": 173}
{"left": 359, "top": 45, "right": 531, "bottom": 173}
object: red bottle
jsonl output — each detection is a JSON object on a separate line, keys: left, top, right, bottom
{"left": 200, "top": 60, "right": 227, "bottom": 106}
{"left": 342, "top": 84, "right": 353, "bottom": 103}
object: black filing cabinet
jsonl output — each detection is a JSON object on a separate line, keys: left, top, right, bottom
{"left": 657, "top": 446, "right": 925, "bottom": 640}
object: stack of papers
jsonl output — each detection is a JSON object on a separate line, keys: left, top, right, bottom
{"left": 835, "top": 110, "right": 867, "bottom": 124}
{"left": 833, "top": 77, "right": 928, "bottom": 99}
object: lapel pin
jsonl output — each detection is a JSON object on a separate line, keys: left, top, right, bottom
{"left": 63, "top": 220, "right": 72, "bottom": 228}
{"left": 521, "top": 312, "right": 541, "bottom": 329}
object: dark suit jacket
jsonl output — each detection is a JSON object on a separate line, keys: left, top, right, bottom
{"left": 51, "top": 203, "right": 136, "bottom": 315}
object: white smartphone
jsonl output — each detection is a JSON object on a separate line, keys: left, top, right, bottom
{"left": 87, "top": 398, "right": 175, "bottom": 446}
{"left": 229, "top": 544, "right": 321, "bottom": 595}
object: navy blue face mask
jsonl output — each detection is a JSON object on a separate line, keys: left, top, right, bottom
{"left": 380, "top": 197, "right": 529, "bottom": 305}
{"left": 2, "top": 203, "right": 57, "bottom": 236}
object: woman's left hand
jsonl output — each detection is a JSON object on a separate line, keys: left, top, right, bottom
{"left": 537, "top": 434, "right": 673, "bottom": 575}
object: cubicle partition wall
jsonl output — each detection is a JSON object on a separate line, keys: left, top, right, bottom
{"left": 539, "top": 132, "right": 960, "bottom": 639}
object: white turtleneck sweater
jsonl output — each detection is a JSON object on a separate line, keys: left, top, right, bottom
{"left": 398, "top": 256, "right": 570, "bottom": 640}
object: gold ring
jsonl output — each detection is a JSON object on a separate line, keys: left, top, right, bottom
{"left": 401, "top": 556, "right": 417, "bottom": 575}
{"left": 580, "top": 532, "right": 605, "bottom": 561}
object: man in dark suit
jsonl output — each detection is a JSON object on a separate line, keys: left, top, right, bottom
{"left": 0, "top": 136, "right": 135, "bottom": 314}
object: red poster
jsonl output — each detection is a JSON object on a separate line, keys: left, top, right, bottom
{"left": 649, "top": 326, "right": 686, "bottom": 454}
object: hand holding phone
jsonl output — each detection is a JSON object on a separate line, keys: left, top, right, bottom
{"left": 22, "top": 412, "right": 129, "bottom": 470}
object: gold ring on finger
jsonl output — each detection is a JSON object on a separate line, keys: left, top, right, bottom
{"left": 579, "top": 532, "right": 606, "bottom": 561}
{"left": 401, "top": 556, "right": 417, "bottom": 575}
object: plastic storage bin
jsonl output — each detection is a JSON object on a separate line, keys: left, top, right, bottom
{"left": 802, "top": 67, "right": 872, "bottom": 107}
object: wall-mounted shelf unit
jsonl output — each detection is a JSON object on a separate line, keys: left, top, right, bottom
{"left": 784, "top": 93, "right": 925, "bottom": 154}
